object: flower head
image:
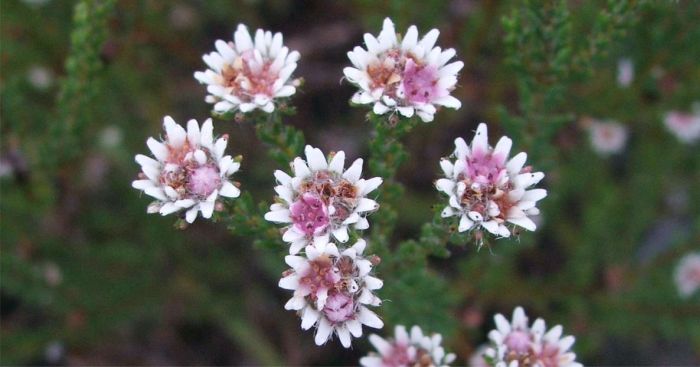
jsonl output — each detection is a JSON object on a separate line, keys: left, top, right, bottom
{"left": 344, "top": 18, "right": 463, "bottom": 122}
{"left": 194, "top": 24, "right": 300, "bottom": 115}
{"left": 279, "top": 239, "right": 383, "bottom": 348}
{"left": 436, "top": 123, "right": 546, "bottom": 242}
{"left": 675, "top": 252, "right": 700, "bottom": 298}
{"left": 264, "top": 145, "right": 382, "bottom": 254}
{"left": 587, "top": 119, "right": 628, "bottom": 156}
{"left": 663, "top": 105, "right": 700, "bottom": 144}
{"left": 485, "top": 307, "right": 581, "bottom": 367}
{"left": 360, "top": 325, "right": 456, "bottom": 367}
{"left": 132, "top": 116, "right": 241, "bottom": 223}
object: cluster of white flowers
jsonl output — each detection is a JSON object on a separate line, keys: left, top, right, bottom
{"left": 483, "top": 307, "right": 581, "bottom": 367}
{"left": 344, "top": 18, "right": 463, "bottom": 122}
{"left": 128, "top": 19, "right": 592, "bottom": 364}
{"left": 360, "top": 325, "right": 456, "bottom": 367}
{"left": 436, "top": 123, "right": 547, "bottom": 242}
{"left": 265, "top": 146, "right": 384, "bottom": 347}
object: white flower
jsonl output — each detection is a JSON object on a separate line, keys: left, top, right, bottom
{"left": 436, "top": 123, "right": 547, "bottom": 241}
{"left": 485, "top": 307, "right": 581, "bottom": 367}
{"left": 360, "top": 325, "right": 456, "bottom": 367}
{"left": 279, "top": 239, "right": 383, "bottom": 348}
{"left": 663, "top": 105, "right": 700, "bottom": 144}
{"left": 194, "top": 24, "right": 300, "bottom": 115}
{"left": 616, "top": 58, "right": 634, "bottom": 87}
{"left": 132, "top": 116, "right": 241, "bottom": 223}
{"left": 675, "top": 252, "right": 700, "bottom": 298}
{"left": 344, "top": 18, "right": 463, "bottom": 123}
{"left": 264, "top": 145, "right": 382, "bottom": 254}
{"left": 587, "top": 119, "right": 628, "bottom": 156}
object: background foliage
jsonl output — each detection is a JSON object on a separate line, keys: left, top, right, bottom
{"left": 2, "top": 0, "right": 699, "bottom": 365}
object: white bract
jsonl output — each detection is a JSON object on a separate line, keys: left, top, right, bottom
{"left": 436, "top": 123, "right": 547, "bottom": 241}
{"left": 194, "top": 24, "right": 300, "bottom": 114}
{"left": 264, "top": 145, "right": 382, "bottom": 255}
{"left": 344, "top": 18, "right": 463, "bottom": 122}
{"left": 360, "top": 325, "right": 456, "bottom": 367}
{"left": 485, "top": 307, "right": 581, "bottom": 367}
{"left": 132, "top": 116, "right": 241, "bottom": 223}
{"left": 279, "top": 239, "right": 383, "bottom": 348}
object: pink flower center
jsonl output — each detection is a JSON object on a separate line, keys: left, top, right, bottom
{"left": 322, "top": 290, "right": 355, "bottom": 323}
{"left": 290, "top": 193, "right": 330, "bottom": 236}
{"left": 504, "top": 330, "right": 531, "bottom": 355}
{"left": 466, "top": 148, "right": 507, "bottom": 187}
{"left": 221, "top": 49, "right": 278, "bottom": 101}
{"left": 299, "top": 255, "right": 341, "bottom": 302}
{"left": 401, "top": 59, "right": 440, "bottom": 104}
{"left": 187, "top": 164, "right": 221, "bottom": 198}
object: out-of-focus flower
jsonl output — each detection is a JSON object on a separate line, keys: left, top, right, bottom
{"left": 344, "top": 18, "right": 463, "bottom": 123}
{"left": 485, "top": 307, "right": 581, "bottom": 367}
{"left": 44, "top": 341, "right": 64, "bottom": 364}
{"left": 675, "top": 252, "right": 700, "bottom": 298}
{"left": 27, "top": 65, "right": 53, "bottom": 90}
{"left": 360, "top": 325, "right": 456, "bottom": 367}
{"left": 194, "top": 24, "right": 300, "bottom": 115}
{"left": 279, "top": 239, "right": 383, "bottom": 348}
{"left": 98, "top": 125, "right": 123, "bottom": 149}
{"left": 264, "top": 145, "right": 381, "bottom": 254}
{"left": 587, "top": 119, "right": 628, "bottom": 156}
{"left": 169, "top": 3, "right": 198, "bottom": 30}
{"left": 663, "top": 105, "right": 700, "bottom": 144}
{"left": 616, "top": 58, "right": 634, "bottom": 87}
{"left": 132, "top": 116, "right": 241, "bottom": 223}
{"left": 43, "top": 262, "right": 62, "bottom": 287}
{"left": 468, "top": 345, "right": 490, "bottom": 367}
{"left": 436, "top": 123, "right": 546, "bottom": 243}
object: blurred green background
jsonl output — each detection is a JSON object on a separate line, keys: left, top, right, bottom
{"left": 1, "top": 0, "right": 699, "bottom": 365}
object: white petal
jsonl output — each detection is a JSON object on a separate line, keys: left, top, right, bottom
{"left": 219, "top": 181, "right": 240, "bottom": 198}
{"left": 293, "top": 157, "right": 311, "bottom": 178}
{"left": 185, "top": 207, "right": 198, "bottom": 223}
{"left": 332, "top": 226, "right": 349, "bottom": 243}
{"left": 278, "top": 275, "right": 299, "bottom": 290}
{"left": 355, "top": 198, "right": 378, "bottom": 213}
{"left": 328, "top": 151, "right": 346, "bottom": 174}
{"left": 337, "top": 326, "right": 352, "bottom": 348}
{"left": 359, "top": 307, "right": 383, "bottom": 329}
{"left": 472, "top": 123, "right": 488, "bottom": 153}
{"left": 200, "top": 118, "right": 214, "bottom": 149}
{"left": 342, "top": 158, "right": 363, "bottom": 183}
{"left": 506, "top": 152, "right": 528, "bottom": 175}
{"left": 264, "top": 209, "right": 292, "bottom": 223}
{"left": 458, "top": 215, "right": 474, "bottom": 232}
{"left": 146, "top": 138, "right": 168, "bottom": 161}
{"left": 360, "top": 177, "right": 383, "bottom": 196}
{"left": 301, "top": 307, "right": 321, "bottom": 330}
{"left": 305, "top": 145, "right": 328, "bottom": 171}
{"left": 314, "top": 318, "right": 333, "bottom": 346}
{"left": 507, "top": 216, "right": 536, "bottom": 231}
